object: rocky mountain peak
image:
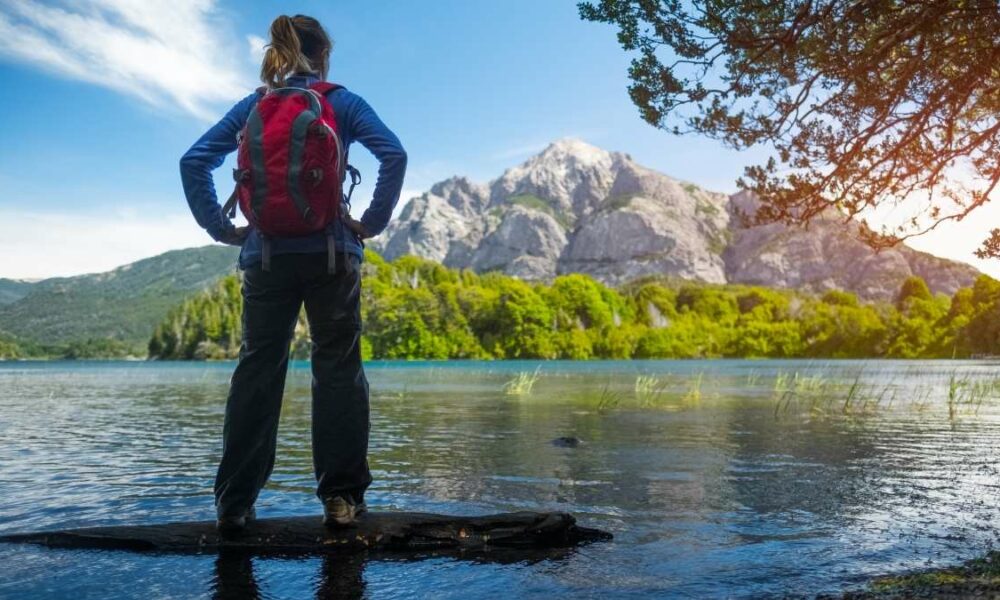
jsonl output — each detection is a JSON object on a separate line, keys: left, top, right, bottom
{"left": 490, "top": 138, "right": 628, "bottom": 219}
{"left": 371, "top": 141, "right": 981, "bottom": 300}
{"left": 429, "top": 175, "right": 481, "bottom": 198}
{"left": 426, "top": 176, "right": 490, "bottom": 217}
{"left": 535, "top": 138, "right": 620, "bottom": 165}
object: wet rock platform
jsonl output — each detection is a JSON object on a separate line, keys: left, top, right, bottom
{"left": 0, "top": 511, "right": 612, "bottom": 556}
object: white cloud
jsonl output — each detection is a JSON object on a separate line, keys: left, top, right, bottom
{"left": 0, "top": 208, "right": 218, "bottom": 280}
{"left": 0, "top": 0, "right": 252, "bottom": 120}
{"left": 246, "top": 34, "right": 266, "bottom": 63}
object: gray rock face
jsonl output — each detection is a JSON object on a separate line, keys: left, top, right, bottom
{"left": 724, "top": 191, "right": 980, "bottom": 299}
{"left": 902, "top": 248, "right": 982, "bottom": 299}
{"left": 470, "top": 206, "right": 568, "bottom": 279}
{"left": 370, "top": 139, "right": 981, "bottom": 300}
{"left": 377, "top": 176, "right": 490, "bottom": 266}
{"left": 559, "top": 160, "right": 730, "bottom": 284}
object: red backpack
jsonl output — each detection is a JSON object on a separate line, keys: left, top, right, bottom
{"left": 222, "top": 82, "right": 359, "bottom": 271}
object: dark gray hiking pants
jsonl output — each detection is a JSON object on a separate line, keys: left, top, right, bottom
{"left": 214, "top": 252, "right": 371, "bottom": 518}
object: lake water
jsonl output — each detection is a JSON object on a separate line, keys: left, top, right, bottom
{"left": 2, "top": 360, "right": 1000, "bottom": 599}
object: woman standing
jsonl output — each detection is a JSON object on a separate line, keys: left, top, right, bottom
{"left": 179, "top": 14, "right": 406, "bottom": 532}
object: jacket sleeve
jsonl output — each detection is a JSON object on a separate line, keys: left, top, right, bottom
{"left": 340, "top": 92, "right": 407, "bottom": 237}
{"left": 179, "top": 92, "right": 259, "bottom": 242}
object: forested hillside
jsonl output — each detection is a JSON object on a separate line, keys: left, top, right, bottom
{"left": 0, "top": 279, "right": 34, "bottom": 305}
{"left": 148, "top": 250, "right": 1000, "bottom": 361}
{"left": 0, "top": 246, "right": 239, "bottom": 357}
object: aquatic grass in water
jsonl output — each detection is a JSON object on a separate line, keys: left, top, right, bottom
{"left": 683, "top": 372, "right": 704, "bottom": 406}
{"left": 763, "top": 368, "right": 1000, "bottom": 421}
{"left": 842, "top": 372, "right": 864, "bottom": 414}
{"left": 771, "top": 371, "right": 834, "bottom": 417}
{"left": 634, "top": 375, "right": 669, "bottom": 407}
{"left": 634, "top": 375, "right": 660, "bottom": 396}
{"left": 596, "top": 383, "right": 623, "bottom": 413}
{"left": 503, "top": 368, "right": 541, "bottom": 396}
{"left": 771, "top": 370, "right": 896, "bottom": 418}
{"left": 944, "top": 371, "right": 1000, "bottom": 420}
{"left": 503, "top": 364, "right": 1000, "bottom": 422}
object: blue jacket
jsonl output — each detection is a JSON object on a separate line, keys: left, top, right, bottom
{"left": 180, "top": 74, "right": 407, "bottom": 268}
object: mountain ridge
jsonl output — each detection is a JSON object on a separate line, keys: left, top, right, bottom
{"left": 0, "top": 279, "right": 35, "bottom": 306}
{"left": 371, "top": 139, "right": 980, "bottom": 300}
{"left": 0, "top": 245, "right": 240, "bottom": 349}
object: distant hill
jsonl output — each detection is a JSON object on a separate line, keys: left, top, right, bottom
{"left": 0, "top": 245, "right": 239, "bottom": 350}
{"left": 372, "top": 139, "right": 981, "bottom": 301}
{"left": 0, "top": 278, "right": 35, "bottom": 306}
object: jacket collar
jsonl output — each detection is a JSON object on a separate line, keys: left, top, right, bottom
{"left": 285, "top": 72, "right": 319, "bottom": 87}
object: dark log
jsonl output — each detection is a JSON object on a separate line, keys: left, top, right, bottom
{"left": 0, "top": 511, "right": 611, "bottom": 556}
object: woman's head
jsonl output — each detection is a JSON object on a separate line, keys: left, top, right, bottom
{"left": 260, "top": 15, "right": 332, "bottom": 88}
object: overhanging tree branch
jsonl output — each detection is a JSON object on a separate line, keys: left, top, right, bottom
{"left": 580, "top": 0, "right": 1000, "bottom": 257}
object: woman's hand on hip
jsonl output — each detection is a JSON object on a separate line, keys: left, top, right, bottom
{"left": 220, "top": 226, "right": 249, "bottom": 246}
{"left": 343, "top": 216, "right": 371, "bottom": 240}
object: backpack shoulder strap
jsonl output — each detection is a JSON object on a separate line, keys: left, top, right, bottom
{"left": 309, "top": 82, "right": 343, "bottom": 96}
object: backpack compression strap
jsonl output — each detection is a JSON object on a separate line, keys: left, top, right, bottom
{"left": 311, "top": 82, "right": 346, "bottom": 274}
{"left": 221, "top": 87, "right": 268, "bottom": 220}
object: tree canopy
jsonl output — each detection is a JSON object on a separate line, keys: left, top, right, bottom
{"left": 146, "top": 250, "right": 1000, "bottom": 361}
{"left": 579, "top": 0, "right": 1000, "bottom": 256}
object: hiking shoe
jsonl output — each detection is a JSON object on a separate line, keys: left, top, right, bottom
{"left": 322, "top": 496, "right": 367, "bottom": 527}
{"left": 216, "top": 506, "right": 256, "bottom": 534}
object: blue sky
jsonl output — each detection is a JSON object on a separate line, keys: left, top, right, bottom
{"left": 1, "top": 0, "right": 997, "bottom": 279}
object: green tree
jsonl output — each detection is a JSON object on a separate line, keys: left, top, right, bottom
{"left": 799, "top": 301, "right": 889, "bottom": 358}
{"left": 0, "top": 333, "right": 21, "bottom": 360}
{"left": 957, "top": 277, "right": 1000, "bottom": 356}
{"left": 625, "top": 282, "right": 678, "bottom": 328}
{"left": 469, "top": 275, "right": 556, "bottom": 359}
{"left": 896, "top": 276, "right": 933, "bottom": 311}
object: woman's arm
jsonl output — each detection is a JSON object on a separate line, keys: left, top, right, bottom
{"left": 179, "top": 92, "right": 260, "bottom": 244}
{"left": 338, "top": 92, "right": 407, "bottom": 238}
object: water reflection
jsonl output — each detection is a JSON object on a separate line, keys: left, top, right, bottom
{"left": 209, "top": 548, "right": 582, "bottom": 599}
{"left": 211, "top": 552, "right": 367, "bottom": 600}
{"left": 315, "top": 555, "right": 367, "bottom": 600}
{"left": 211, "top": 552, "right": 263, "bottom": 600}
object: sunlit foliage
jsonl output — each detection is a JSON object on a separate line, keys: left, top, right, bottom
{"left": 147, "top": 251, "right": 1000, "bottom": 360}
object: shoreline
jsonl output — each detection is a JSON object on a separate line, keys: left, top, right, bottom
{"left": 831, "top": 552, "right": 1000, "bottom": 599}
{"left": 5, "top": 356, "right": 1000, "bottom": 363}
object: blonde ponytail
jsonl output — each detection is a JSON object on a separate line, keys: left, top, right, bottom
{"left": 260, "top": 15, "right": 332, "bottom": 89}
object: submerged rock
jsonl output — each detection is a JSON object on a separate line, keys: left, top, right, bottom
{"left": 551, "top": 436, "right": 582, "bottom": 448}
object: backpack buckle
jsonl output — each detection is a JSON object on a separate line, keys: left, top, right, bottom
{"left": 309, "top": 168, "right": 324, "bottom": 185}
{"left": 308, "top": 122, "right": 330, "bottom": 138}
